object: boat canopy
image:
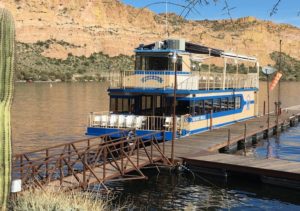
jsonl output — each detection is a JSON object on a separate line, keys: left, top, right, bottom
{"left": 136, "top": 39, "right": 257, "bottom": 63}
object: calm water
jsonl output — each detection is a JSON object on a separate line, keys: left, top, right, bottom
{"left": 12, "top": 82, "right": 300, "bottom": 210}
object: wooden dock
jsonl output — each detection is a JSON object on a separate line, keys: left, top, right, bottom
{"left": 182, "top": 154, "right": 300, "bottom": 189}
{"left": 162, "top": 109, "right": 300, "bottom": 158}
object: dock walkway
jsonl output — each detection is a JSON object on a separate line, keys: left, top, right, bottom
{"left": 182, "top": 154, "right": 300, "bottom": 189}
{"left": 162, "top": 109, "right": 300, "bottom": 158}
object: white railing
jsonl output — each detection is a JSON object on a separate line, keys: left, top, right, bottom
{"left": 89, "top": 112, "right": 183, "bottom": 132}
{"left": 109, "top": 71, "right": 259, "bottom": 90}
{"left": 109, "top": 71, "right": 173, "bottom": 90}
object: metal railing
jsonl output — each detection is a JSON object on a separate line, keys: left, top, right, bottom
{"left": 12, "top": 130, "right": 172, "bottom": 191}
{"left": 109, "top": 71, "right": 258, "bottom": 90}
{"left": 89, "top": 112, "right": 182, "bottom": 132}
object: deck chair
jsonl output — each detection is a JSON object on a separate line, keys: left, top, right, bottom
{"left": 93, "top": 115, "right": 101, "bottom": 126}
{"left": 135, "top": 116, "right": 146, "bottom": 129}
{"left": 125, "top": 115, "right": 135, "bottom": 128}
{"left": 100, "top": 115, "right": 108, "bottom": 127}
{"left": 118, "top": 115, "right": 126, "bottom": 128}
{"left": 108, "top": 115, "right": 118, "bottom": 128}
{"left": 163, "top": 117, "right": 172, "bottom": 130}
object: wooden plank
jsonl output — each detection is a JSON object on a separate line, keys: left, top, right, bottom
{"left": 182, "top": 153, "right": 300, "bottom": 183}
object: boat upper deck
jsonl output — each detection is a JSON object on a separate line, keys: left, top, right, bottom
{"left": 109, "top": 39, "right": 259, "bottom": 92}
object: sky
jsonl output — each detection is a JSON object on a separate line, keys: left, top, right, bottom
{"left": 121, "top": 0, "right": 300, "bottom": 27}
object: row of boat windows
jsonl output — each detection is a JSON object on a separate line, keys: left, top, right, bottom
{"left": 135, "top": 55, "right": 183, "bottom": 71}
{"left": 110, "top": 96, "right": 242, "bottom": 116}
{"left": 181, "top": 96, "right": 241, "bottom": 116}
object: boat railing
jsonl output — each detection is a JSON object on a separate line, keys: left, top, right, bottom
{"left": 109, "top": 71, "right": 258, "bottom": 90}
{"left": 190, "top": 72, "right": 259, "bottom": 90}
{"left": 89, "top": 112, "right": 183, "bottom": 132}
{"left": 109, "top": 70, "right": 173, "bottom": 90}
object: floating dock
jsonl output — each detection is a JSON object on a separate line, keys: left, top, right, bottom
{"left": 183, "top": 154, "right": 300, "bottom": 189}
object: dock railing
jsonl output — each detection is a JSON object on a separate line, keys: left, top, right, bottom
{"left": 109, "top": 71, "right": 258, "bottom": 90}
{"left": 12, "top": 130, "right": 172, "bottom": 190}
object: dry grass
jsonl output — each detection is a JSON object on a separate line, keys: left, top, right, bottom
{"left": 10, "top": 188, "right": 109, "bottom": 211}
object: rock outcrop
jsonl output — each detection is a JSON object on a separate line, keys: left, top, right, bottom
{"left": 1, "top": 0, "right": 300, "bottom": 65}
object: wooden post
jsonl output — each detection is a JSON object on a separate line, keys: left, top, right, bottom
{"left": 20, "top": 156, "right": 23, "bottom": 182}
{"left": 227, "top": 129, "right": 231, "bottom": 148}
{"left": 83, "top": 154, "right": 87, "bottom": 189}
{"left": 223, "top": 58, "right": 227, "bottom": 90}
{"left": 121, "top": 142, "right": 124, "bottom": 176}
{"left": 275, "top": 102, "right": 279, "bottom": 134}
{"left": 171, "top": 53, "right": 177, "bottom": 165}
{"left": 59, "top": 157, "right": 63, "bottom": 186}
{"left": 263, "top": 101, "right": 266, "bottom": 116}
{"left": 67, "top": 145, "right": 71, "bottom": 175}
{"left": 267, "top": 74, "right": 270, "bottom": 137}
{"left": 103, "top": 147, "right": 106, "bottom": 180}
{"left": 46, "top": 150, "right": 49, "bottom": 179}
{"left": 151, "top": 139, "right": 153, "bottom": 163}
{"left": 162, "top": 131, "right": 165, "bottom": 155}
{"left": 244, "top": 124, "right": 247, "bottom": 156}
{"left": 137, "top": 139, "right": 140, "bottom": 167}
{"left": 210, "top": 109, "right": 213, "bottom": 131}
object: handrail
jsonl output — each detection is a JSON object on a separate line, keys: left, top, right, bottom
{"left": 12, "top": 130, "right": 171, "bottom": 190}
{"left": 110, "top": 70, "right": 259, "bottom": 90}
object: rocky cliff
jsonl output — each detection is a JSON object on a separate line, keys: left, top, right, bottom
{"left": 1, "top": 0, "right": 300, "bottom": 66}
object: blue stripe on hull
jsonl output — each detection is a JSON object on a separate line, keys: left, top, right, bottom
{"left": 86, "top": 116, "right": 254, "bottom": 141}
{"left": 86, "top": 127, "right": 172, "bottom": 141}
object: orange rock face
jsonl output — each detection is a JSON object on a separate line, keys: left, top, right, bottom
{"left": 1, "top": 0, "right": 300, "bottom": 65}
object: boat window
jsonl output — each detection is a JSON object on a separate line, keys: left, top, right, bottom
{"left": 110, "top": 97, "right": 136, "bottom": 114}
{"left": 190, "top": 101, "right": 195, "bottom": 115}
{"left": 235, "top": 97, "right": 241, "bottom": 109}
{"left": 156, "top": 96, "right": 161, "bottom": 108}
{"left": 117, "top": 99, "right": 123, "bottom": 112}
{"left": 213, "top": 99, "right": 221, "bottom": 112}
{"left": 221, "top": 98, "right": 228, "bottom": 111}
{"left": 168, "top": 57, "right": 182, "bottom": 72}
{"left": 141, "top": 96, "right": 152, "bottom": 115}
{"left": 135, "top": 54, "right": 182, "bottom": 71}
{"left": 146, "top": 96, "right": 151, "bottom": 109}
{"left": 129, "top": 98, "right": 135, "bottom": 113}
{"left": 204, "top": 100, "right": 213, "bottom": 113}
{"left": 176, "top": 101, "right": 190, "bottom": 115}
{"left": 123, "top": 98, "right": 129, "bottom": 113}
{"left": 135, "top": 55, "right": 141, "bottom": 70}
{"left": 110, "top": 98, "right": 116, "bottom": 113}
{"left": 228, "top": 97, "right": 235, "bottom": 110}
{"left": 194, "top": 100, "right": 204, "bottom": 116}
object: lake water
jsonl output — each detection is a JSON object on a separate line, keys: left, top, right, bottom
{"left": 12, "top": 82, "right": 300, "bottom": 210}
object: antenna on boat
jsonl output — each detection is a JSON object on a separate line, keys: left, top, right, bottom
{"left": 165, "top": 0, "right": 169, "bottom": 38}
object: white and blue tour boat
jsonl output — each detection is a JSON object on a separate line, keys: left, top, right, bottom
{"left": 86, "top": 39, "right": 260, "bottom": 140}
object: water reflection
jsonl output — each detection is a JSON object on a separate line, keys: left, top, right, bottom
{"left": 254, "top": 125, "right": 300, "bottom": 162}
{"left": 111, "top": 171, "right": 300, "bottom": 210}
{"left": 12, "top": 82, "right": 109, "bottom": 153}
